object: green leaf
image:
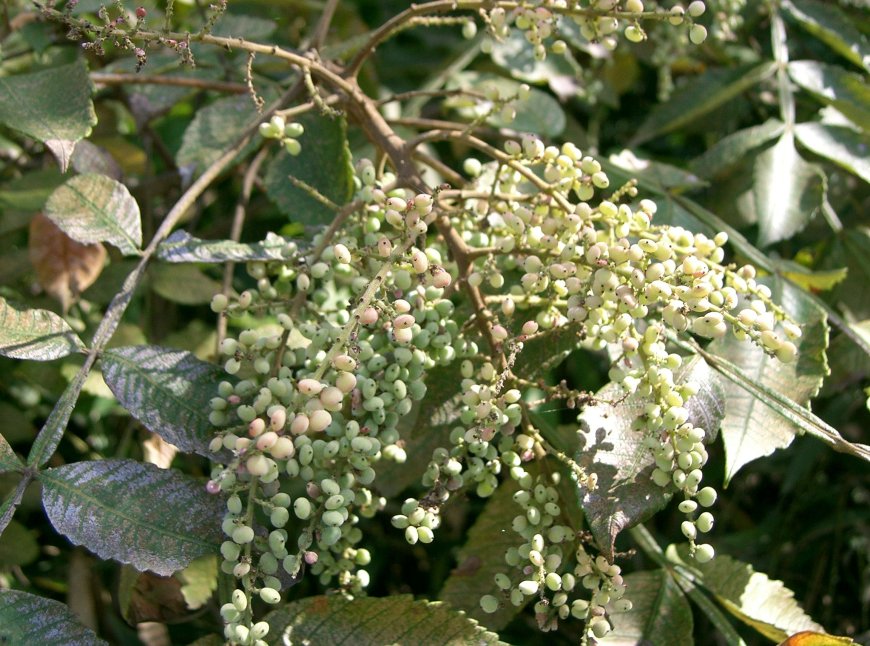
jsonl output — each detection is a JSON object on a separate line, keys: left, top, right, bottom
{"left": 666, "top": 545, "right": 824, "bottom": 642}
{"left": 439, "top": 479, "right": 528, "bottom": 631}
{"left": 176, "top": 94, "right": 264, "bottom": 174}
{"left": 599, "top": 570, "right": 694, "bottom": 645}
{"left": 0, "top": 434, "right": 23, "bottom": 474}
{"left": 27, "top": 366, "right": 90, "bottom": 467}
{"left": 795, "top": 122, "right": 870, "bottom": 183}
{"left": 780, "top": 264, "right": 848, "bottom": 293}
{"left": 149, "top": 263, "right": 222, "bottom": 305}
{"left": 577, "top": 357, "right": 725, "bottom": 559}
{"left": 784, "top": 0, "right": 870, "bottom": 72}
{"left": 690, "top": 119, "right": 785, "bottom": 179}
{"left": 0, "top": 168, "right": 66, "bottom": 212}
{"left": 446, "top": 72, "right": 566, "bottom": 137}
{"left": 708, "top": 278, "right": 829, "bottom": 485}
{"left": 631, "top": 62, "right": 776, "bottom": 145}
{"left": 0, "top": 60, "right": 96, "bottom": 172}
{"left": 752, "top": 132, "right": 825, "bottom": 246}
{"left": 822, "top": 227, "right": 870, "bottom": 320}
{"left": 608, "top": 149, "right": 706, "bottom": 192}
{"left": 40, "top": 459, "right": 224, "bottom": 576}
{"left": 101, "top": 346, "right": 229, "bottom": 460}
{"left": 264, "top": 595, "right": 507, "bottom": 646}
{"left": 0, "top": 590, "right": 108, "bottom": 646}
{"left": 44, "top": 174, "right": 142, "bottom": 255}
{"left": 0, "top": 520, "right": 39, "bottom": 566}
{"left": 157, "top": 230, "right": 303, "bottom": 263}
{"left": 264, "top": 113, "right": 354, "bottom": 226}
{"left": 789, "top": 61, "right": 870, "bottom": 130}
{"left": 0, "top": 297, "right": 85, "bottom": 361}
{"left": 178, "top": 555, "right": 218, "bottom": 610}
{"left": 514, "top": 323, "right": 583, "bottom": 379}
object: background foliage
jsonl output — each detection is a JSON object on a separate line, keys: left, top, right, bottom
{"left": 0, "top": 0, "right": 867, "bottom": 644}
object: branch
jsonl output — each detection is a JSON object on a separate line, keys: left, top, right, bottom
{"left": 91, "top": 72, "right": 247, "bottom": 94}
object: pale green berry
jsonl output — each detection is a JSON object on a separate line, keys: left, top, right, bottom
{"left": 480, "top": 595, "right": 499, "bottom": 613}
{"left": 518, "top": 580, "right": 539, "bottom": 595}
{"left": 232, "top": 525, "right": 255, "bottom": 544}
{"left": 687, "top": 1, "right": 706, "bottom": 17}
{"left": 694, "top": 543, "right": 715, "bottom": 563}
{"left": 696, "top": 512, "right": 714, "bottom": 533}
{"left": 259, "top": 587, "right": 281, "bottom": 604}
{"left": 689, "top": 24, "right": 708, "bottom": 45}
{"left": 697, "top": 487, "right": 717, "bottom": 508}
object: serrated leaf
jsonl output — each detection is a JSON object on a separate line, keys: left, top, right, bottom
{"left": 784, "top": 0, "right": 870, "bottom": 72}
{"left": 40, "top": 459, "right": 224, "bottom": 576}
{"left": 264, "top": 113, "right": 354, "bottom": 226}
{"left": 179, "top": 555, "right": 218, "bottom": 610}
{"left": 577, "top": 357, "right": 725, "bottom": 559}
{"left": 709, "top": 278, "right": 828, "bottom": 484}
{"left": 0, "top": 434, "right": 23, "bottom": 473}
{"left": 44, "top": 174, "right": 142, "bottom": 255}
{"left": 440, "top": 479, "right": 528, "bottom": 631}
{"left": 0, "top": 60, "right": 96, "bottom": 172}
{"left": 101, "top": 345, "right": 228, "bottom": 460}
{"left": 0, "top": 297, "right": 84, "bottom": 360}
{"left": 691, "top": 119, "right": 785, "bottom": 179}
{"left": 0, "top": 520, "right": 39, "bottom": 566}
{"left": 514, "top": 323, "right": 583, "bottom": 379}
{"left": 666, "top": 545, "right": 824, "bottom": 642}
{"left": 264, "top": 595, "right": 507, "bottom": 646}
{"left": 176, "top": 94, "right": 264, "bottom": 174}
{"left": 149, "top": 263, "right": 222, "bottom": 305}
{"left": 753, "top": 133, "right": 825, "bottom": 246}
{"left": 780, "top": 265, "right": 848, "bottom": 293}
{"left": 157, "top": 230, "right": 303, "bottom": 263}
{"left": 631, "top": 62, "right": 776, "bottom": 145}
{"left": 30, "top": 212, "right": 107, "bottom": 312}
{"left": 795, "top": 122, "right": 870, "bottom": 184}
{"left": 599, "top": 570, "right": 694, "bottom": 645}
{"left": 0, "top": 590, "right": 108, "bottom": 645}
{"left": 447, "top": 72, "right": 566, "bottom": 137}
{"left": 789, "top": 61, "right": 870, "bottom": 130}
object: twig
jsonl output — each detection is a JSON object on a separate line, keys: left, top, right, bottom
{"left": 90, "top": 72, "right": 247, "bottom": 93}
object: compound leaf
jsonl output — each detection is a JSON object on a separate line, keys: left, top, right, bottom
{"left": 0, "top": 297, "right": 84, "bottom": 361}
{"left": 691, "top": 119, "right": 785, "bottom": 179}
{"left": 157, "top": 230, "right": 303, "bottom": 263}
{"left": 101, "top": 345, "right": 228, "bottom": 460}
{"left": 44, "top": 174, "right": 142, "bottom": 256}
{"left": 795, "top": 122, "right": 870, "bottom": 183}
{"left": 0, "top": 60, "right": 96, "bottom": 172}
{"left": 0, "top": 434, "right": 22, "bottom": 474}
{"left": 789, "top": 61, "right": 870, "bottom": 130}
{"left": 600, "top": 570, "right": 694, "bottom": 645}
{"left": 264, "top": 113, "right": 354, "bottom": 226}
{"left": 577, "top": 357, "right": 725, "bottom": 559}
{"left": 709, "top": 278, "right": 828, "bottom": 485}
{"left": 0, "top": 590, "right": 108, "bottom": 646}
{"left": 40, "top": 459, "right": 224, "bottom": 576}
{"left": 666, "top": 545, "right": 824, "bottom": 642}
{"left": 264, "top": 595, "right": 506, "bottom": 646}
{"left": 784, "top": 0, "right": 870, "bottom": 72}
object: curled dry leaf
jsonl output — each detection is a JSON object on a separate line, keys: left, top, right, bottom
{"left": 29, "top": 213, "right": 106, "bottom": 311}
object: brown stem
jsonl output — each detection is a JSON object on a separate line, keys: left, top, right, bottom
{"left": 91, "top": 72, "right": 247, "bottom": 93}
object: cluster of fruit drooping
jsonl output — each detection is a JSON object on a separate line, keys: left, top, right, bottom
{"left": 257, "top": 115, "right": 305, "bottom": 156}
{"left": 479, "top": 0, "right": 710, "bottom": 60}
{"left": 206, "top": 122, "right": 797, "bottom": 642}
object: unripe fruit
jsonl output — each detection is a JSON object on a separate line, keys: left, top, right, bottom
{"left": 697, "top": 487, "right": 717, "bottom": 507}
{"left": 694, "top": 543, "right": 715, "bottom": 563}
{"left": 259, "top": 587, "right": 281, "bottom": 604}
{"left": 687, "top": 1, "right": 706, "bottom": 17}
{"left": 232, "top": 525, "right": 255, "bottom": 544}
{"left": 689, "top": 24, "right": 708, "bottom": 45}
{"left": 480, "top": 595, "right": 499, "bottom": 613}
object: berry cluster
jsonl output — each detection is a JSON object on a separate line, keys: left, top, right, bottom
{"left": 258, "top": 115, "right": 305, "bottom": 156}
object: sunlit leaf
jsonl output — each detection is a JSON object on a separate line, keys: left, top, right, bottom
{"left": 631, "top": 62, "right": 776, "bottom": 145}
{"left": 0, "top": 434, "right": 22, "bottom": 474}
{"left": 264, "top": 113, "right": 354, "bottom": 226}
{"left": 780, "top": 265, "right": 848, "bottom": 293}
{"left": 783, "top": 0, "right": 870, "bottom": 72}
{"left": 440, "top": 478, "right": 528, "bottom": 631}
{"left": 0, "top": 590, "right": 108, "bottom": 645}
{"left": 795, "top": 122, "right": 870, "bottom": 184}
{"left": 779, "top": 632, "right": 855, "bottom": 646}
{"left": 29, "top": 213, "right": 107, "bottom": 312}
{"left": 40, "top": 459, "right": 224, "bottom": 576}
{"left": 101, "top": 345, "right": 229, "bottom": 460}
{"left": 752, "top": 133, "right": 825, "bottom": 247}
{"left": 599, "top": 570, "right": 694, "bottom": 645}
{"left": 44, "top": 174, "right": 142, "bottom": 256}
{"left": 179, "top": 555, "right": 218, "bottom": 610}
{"left": 709, "top": 279, "right": 828, "bottom": 485}
{"left": 0, "top": 297, "right": 84, "bottom": 361}
{"left": 666, "top": 545, "right": 824, "bottom": 642}
{"left": 264, "top": 595, "right": 506, "bottom": 646}
{"left": 0, "top": 60, "right": 97, "bottom": 172}
{"left": 577, "top": 357, "right": 725, "bottom": 559}
{"left": 157, "top": 230, "right": 303, "bottom": 263}
{"left": 690, "top": 119, "right": 785, "bottom": 179}
{"left": 789, "top": 61, "right": 870, "bottom": 130}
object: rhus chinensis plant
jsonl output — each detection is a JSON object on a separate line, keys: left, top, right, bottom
{"left": 0, "top": 0, "right": 868, "bottom": 644}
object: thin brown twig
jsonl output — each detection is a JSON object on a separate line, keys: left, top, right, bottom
{"left": 90, "top": 72, "right": 247, "bottom": 93}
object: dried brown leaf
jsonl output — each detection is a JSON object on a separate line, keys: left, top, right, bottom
{"left": 29, "top": 213, "right": 106, "bottom": 311}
